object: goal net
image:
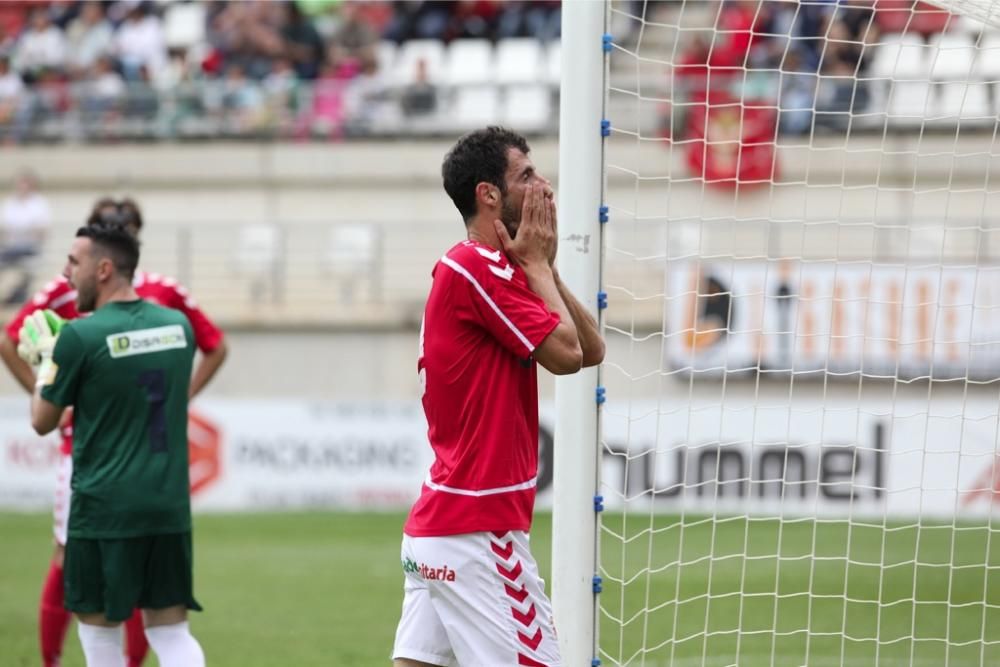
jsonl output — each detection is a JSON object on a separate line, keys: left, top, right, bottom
{"left": 594, "top": 1, "right": 1000, "bottom": 665}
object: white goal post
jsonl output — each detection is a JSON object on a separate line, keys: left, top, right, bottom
{"left": 552, "top": 1, "right": 607, "bottom": 665}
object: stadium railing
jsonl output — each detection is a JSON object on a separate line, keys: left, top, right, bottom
{"left": 2, "top": 215, "right": 996, "bottom": 330}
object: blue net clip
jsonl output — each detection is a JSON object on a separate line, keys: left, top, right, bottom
{"left": 599, "top": 205, "right": 609, "bottom": 224}
{"left": 596, "top": 386, "right": 606, "bottom": 405}
{"left": 600, "top": 119, "right": 611, "bottom": 137}
{"left": 594, "top": 494, "right": 604, "bottom": 512}
{"left": 602, "top": 33, "right": 613, "bottom": 53}
{"left": 592, "top": 660, "right": 603, "bottom": 667}
{"left": 597, "top": 291, "right": 607, "bottom": 310}
{"left": 592, "top": 575, "right": 603, "bottom": 593}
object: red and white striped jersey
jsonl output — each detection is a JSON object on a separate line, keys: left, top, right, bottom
{"left": 404, "top": 240, "right": 560, "bottom": 537}
{"left": 132, "top": 272, "right": 224, "bottom": 354}
{"left": 4, "top": 276, "right": 81, "bottom": 340}
{"left": 4, "top": 271, "right": 224, "bottom": 454}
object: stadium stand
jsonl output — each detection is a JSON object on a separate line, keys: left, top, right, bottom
{"left": 0, "top": 0, "right": 565, "bottom": 141}
{"left": 2, "top": 1, "right": 996, "bottom": 143}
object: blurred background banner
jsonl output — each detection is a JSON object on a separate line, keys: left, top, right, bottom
{"left": 665, "top": 262, "right": 1000, "bottom": 380}
{"left": 3, "top": 396, "right": 998, "bottom": 518}
{"left": 601, "top": 394, "right": 1000, "bottom": 519}
{"left": 0, "top": 398, "right": 435, "bottom": 511}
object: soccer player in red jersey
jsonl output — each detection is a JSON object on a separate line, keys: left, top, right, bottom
{"left": 0, "top": 198, "right": 227, "bottom": 667}
{"left": 392, "top": 127, "right": 605, "bottom": 667}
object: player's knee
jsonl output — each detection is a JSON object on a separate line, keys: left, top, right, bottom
{"left": 144, "top": 621, "right": 204, "bottom": 667}
{"left": 141, "top": 605, "right": 186, "bottom": 628}
{"left": 76, "top": 612, "right": 118, "bottom": 628}
{"left": 77, "top": 622, "right": 125, "bottom": 667}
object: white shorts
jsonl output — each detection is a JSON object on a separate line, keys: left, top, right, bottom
{"left": 52, "top": 452, "right": 72, "bottom": 546}
{"left": 392, "top": 530, "right": 562, "bottom": 667}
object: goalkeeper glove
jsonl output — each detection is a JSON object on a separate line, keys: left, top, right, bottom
{"left": 17, "top": 310, "right": 65, "bottom": 367}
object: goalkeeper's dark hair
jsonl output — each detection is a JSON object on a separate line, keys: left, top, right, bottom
{"left": 76, "top": 222, "right": 141, "bottom": 280}
{"left": 442, "top": 126, "right": 530, "bottom": 224}
{"left": 87, "top": 196, "right": 144, "bottom": 233}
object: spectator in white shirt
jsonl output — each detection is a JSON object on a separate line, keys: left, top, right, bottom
{"left": 1, "top": 170, "right": 51, "bottom": 304}
{"left": 12, "top": 10, "right": 67, "bottom": 82}
{"left": 65, "top": 1, "right": 114, "bottom": 76}
{"left": 83, "top": 55, "right": 126, "bottom": 118}
{"left": 115, "top": 3, "right": 167, "bottom": 80}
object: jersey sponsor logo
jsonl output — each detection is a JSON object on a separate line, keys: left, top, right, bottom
{"left": 402, "top": 557, "right": 458, "bottom": 582}
{"left": 106, "top": 325, "right": 188, "bottom": 358}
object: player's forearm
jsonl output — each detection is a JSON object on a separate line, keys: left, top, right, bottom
{"left": 0, "top": 336, "right": 35, "bottom": 393}
{"left": 523, "top": 263, "right": 583, "bottom": 374}
{"left": 30, "top": 390, "right": 63, "bottom": 435}
{"left": 553, "top": 269, "right": 605, "bottom": 367}
{"left": 524, "top": 263, "right": 577, "bottom": 341}
{"left": 189, "top": 341, "right": 227, "bottom": 399}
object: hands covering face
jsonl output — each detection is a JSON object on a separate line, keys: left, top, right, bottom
{"left": 494, "top": 184, "right": 557, "bottom": 269}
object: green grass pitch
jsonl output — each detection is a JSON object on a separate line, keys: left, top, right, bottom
{"left": 600, "top": 513, "right": 1000, "bottom": 666}
{"left": 1, "top": 512, "right": 998, "bottom": 666}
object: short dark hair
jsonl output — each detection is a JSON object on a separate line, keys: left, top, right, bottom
{"left": 87, "top": 196, "right": 144, "bottom": 232}
{"left": 441, "top": 126, "right": 530, "bottom": 224}
{"left": 76, "top": 223, "right": 141, "bottom": 280}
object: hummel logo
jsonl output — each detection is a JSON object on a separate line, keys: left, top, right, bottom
{"left": 475, "top": 247, "right": 503, "bottom": 262}
{"left": 490, "top": 264, "right": 515, "bottom": 281}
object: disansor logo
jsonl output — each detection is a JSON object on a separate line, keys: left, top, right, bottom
{"left": 106, "top": 325, "right": 187, "bottom": 358}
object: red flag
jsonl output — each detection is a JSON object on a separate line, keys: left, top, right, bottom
{"left": 684, "top": 91, "right": 778, "bottom": 186}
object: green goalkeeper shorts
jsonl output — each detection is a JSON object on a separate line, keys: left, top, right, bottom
{"left": 64, "top": 532, "right": 203, "bottom": 622}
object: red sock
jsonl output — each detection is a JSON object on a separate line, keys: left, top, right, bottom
{"left": 124, "top": 608, "right": 149, "bottom": 667}
{"left": 39, "top": 560, "right": 71, "bottom": 667}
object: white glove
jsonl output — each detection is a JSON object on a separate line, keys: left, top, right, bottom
{"left": 17, "top": 310, "right": 65, "bottom": 367}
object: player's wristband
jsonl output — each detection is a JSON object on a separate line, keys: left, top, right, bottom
{"left": 35, "top": 356, "right": 55, "bottom": 389}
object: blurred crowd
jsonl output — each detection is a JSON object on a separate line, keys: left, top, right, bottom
{"left": 0, "top": 0, "right": 967, "bottom": 144}
{"left": 0, "top": 0, "right": 562, "bottom": 141}
{"left": 670, "top": 0, "right": 954, "bottom": 135}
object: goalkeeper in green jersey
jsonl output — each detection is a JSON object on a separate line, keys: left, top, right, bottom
{"left": 26, "top": 222, "right": 205, "bottom": 667}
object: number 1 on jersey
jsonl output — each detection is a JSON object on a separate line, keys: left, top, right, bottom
{"left": 137, "top": 369, "right": 168, "bottom": 453}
